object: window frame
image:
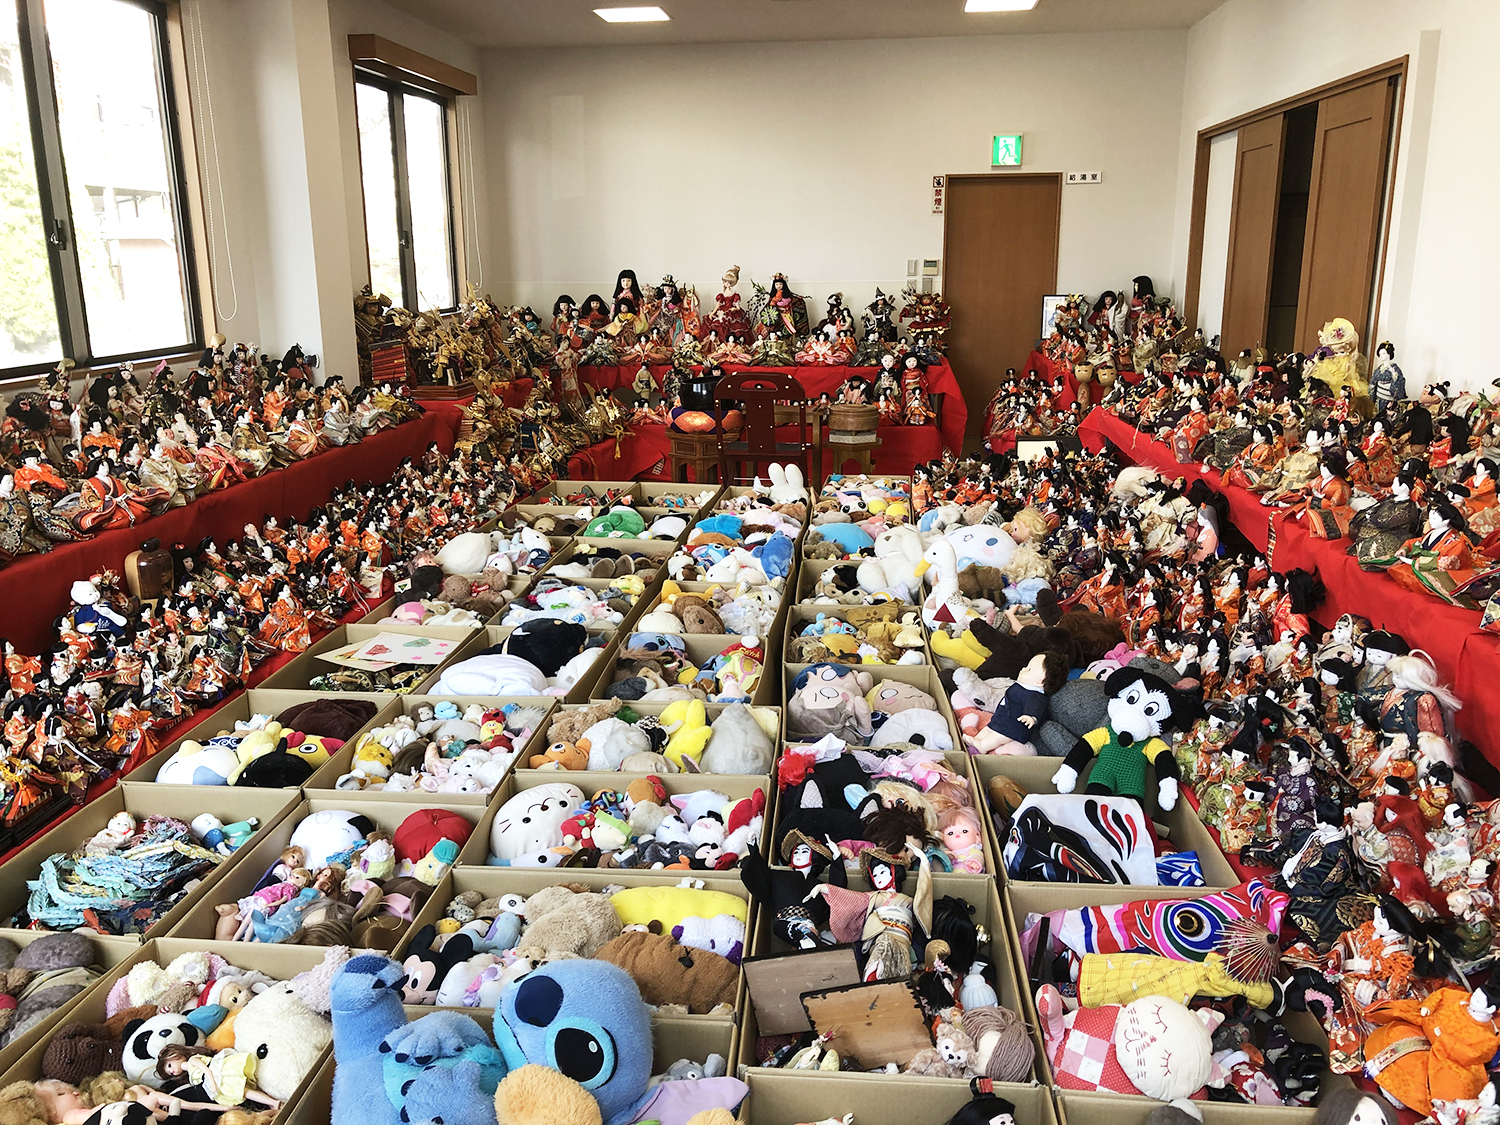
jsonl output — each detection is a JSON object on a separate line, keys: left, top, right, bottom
{"left": 5, "top": 0, "right": 203, "bottom": 381}
{"left": 353, "top": 67, "right": 459, "bottom": 315}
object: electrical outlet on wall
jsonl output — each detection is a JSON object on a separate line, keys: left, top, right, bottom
{"left": 907, "top": 259, "right": 919, "bottom": 277}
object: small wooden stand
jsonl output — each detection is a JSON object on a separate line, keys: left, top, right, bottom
{"left": 826, "top": 403, "right": 879, "bottom": 474}
{"left": 668, "top": 430, "right": 724, "bottom": 484}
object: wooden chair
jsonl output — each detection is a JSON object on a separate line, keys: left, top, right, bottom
{"left": 714, "top": 370, "right": 818, "bottom": 489}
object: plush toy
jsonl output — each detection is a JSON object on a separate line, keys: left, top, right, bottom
{"left": 1052, "top": 668, "right": 1190, "bottom": 811}
{"left": 904, "top": 1020, "right": 978, "bottom": 1078}
{"left": 513, "top": 886, "right": 622, "bottom": 962}
{"left": 594, "top": 930, "right": 738, "bottom": 1013}
{"left": 489, "top": 783, "right": 587, "bottom": 862}
{"left": 288, "top": 809, "right": 376, "bottom": 870}
{"left": 528, "top": 740, "right": 589, "bottom": 771}
{"left": 1039, "top": 985, "right": 1224, "bottom": 1099}
{"left": 786, "top": 664, "right": 874, "bottom": 743}
{"left": 698, "top": 703, "right": 774, "bottom": 775}
{"left": 659, "top": 699, "right": 714, "bottom": 770}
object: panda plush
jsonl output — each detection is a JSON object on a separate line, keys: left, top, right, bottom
{"left": 121, "top": 1011, "right": 202, "bottom": 1085}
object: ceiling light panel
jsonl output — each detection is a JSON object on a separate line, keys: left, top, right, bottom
{"left": 595, "top": 6, "right": 670, "bottom": 22}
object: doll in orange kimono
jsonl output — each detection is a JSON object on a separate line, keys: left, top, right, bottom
{"left": 68, "top": 459, "right": 169, "bottom": 533}
{"left": 1463, "top": 457, "right": 1500, "bottom": 540}
{"left": 1387, "top": 500, "right": 1480, "bottom": 601}
{"left": 1223, "top": 422, "right": 1285, "bottom": 491}
{"left": 1305, "top": 449, "right": 1357, "bottom": 539}
{"left": 1362, "top": 420, "right": 1400, "bottom": 488}
{"left": 1363, "top": 985, "right": 1500, "bottom": 1115}
{"left": 1169, "top": 395, "right": 1212, "bottom": 463}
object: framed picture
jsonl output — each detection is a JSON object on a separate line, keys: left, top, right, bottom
{"left": 1041, "top": 294, "right": 1068, "bottom": 339}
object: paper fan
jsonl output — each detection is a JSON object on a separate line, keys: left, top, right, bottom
{"left": 1222, "top": 917, "right": 1280, "bottom": 982}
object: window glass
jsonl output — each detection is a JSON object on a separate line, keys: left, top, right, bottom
{"left": 356, "top": 80, "right": 403, "bottom": 305}
{"left": 403, "top": 92, "right": 453, "bottom": 311}
{"left": 0, "top": 4, "right": 62, "bottom": 368}
{"left": 46, "top": 0, "right": 192, "bottom": 357}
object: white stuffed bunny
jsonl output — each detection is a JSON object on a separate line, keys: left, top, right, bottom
{"left": 766, "top": 463, "right": 806, "bottom": 505}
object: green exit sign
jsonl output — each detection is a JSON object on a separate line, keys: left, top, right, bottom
{"left": 992, "top": 134, "right": 1023, "bottom": 167}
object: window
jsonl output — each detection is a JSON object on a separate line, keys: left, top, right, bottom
{"left": 0, "top": 0, "right": 199, "bottom": 377}
{"left": 355, "top": 72, "right": 457, "bottom": 312}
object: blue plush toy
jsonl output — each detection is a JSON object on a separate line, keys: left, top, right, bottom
{"left": 812, "top": 522, "right": 874, "bottom": 555}
{"left": 751, "top": 531, "right": 794, "bottom": 578}
{"left": 693, "top": 513, "right": 743, "bottom": 540}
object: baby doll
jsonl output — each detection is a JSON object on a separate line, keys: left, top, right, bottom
{"left": 938, "top": 806, "right": 984, "bottom": 873}
{"left": 967, "top": 651, "right": 1068, "bottom": 755}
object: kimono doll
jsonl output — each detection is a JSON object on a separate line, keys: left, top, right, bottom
{"left": 1363, "top": 986, "right": 1500, "bottom": 1115}
{"left": 1169, "top": 395, "right": 1212, "bottom": 462}
{"left": 1387, "top": 500, "right": 1479, "bottom": 601}
{"left": 1464, "top": 457, "right": 1500, "bottom": 538}
{"left": 1304, "top": 449, "right": 1357, "bottom": 539}
{"left": 1219, "top": 774, "right": 1273, "bottom": 853}
{"left": 68, "top": 459, "right": 167, "bottom": 533}
{"left": 1258, "top": 429, "right": 1325, "bottom": 505}
{"left": 1361, "top": 419, "right": 1400, "bottom": 487}
{"left": 901, "top": 355, "right": 935, "bottom": 426}
{"left": 1245, "top": 797, "right": 1375, "bottom": 953}
{"left": 1223, "top": 422, "right": 1286, "bottom": 491}
{"left": 1369, "top": 341, "right": 1407, "bottom": 409}
{"left": 741, "top": 830, "right": 848, "bottom": 948}
{"left": 1349, "top": 474, "right": 1424, "bottom": 569}
{"left": 807, "top": 845, "right": 932, "bottom": 982}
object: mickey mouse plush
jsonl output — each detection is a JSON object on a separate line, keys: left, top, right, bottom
{"left": 1052, "top": 669, "right": 1188, "bottom": 811}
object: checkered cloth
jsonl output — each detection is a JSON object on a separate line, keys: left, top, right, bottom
{"left": 1052, "top": 1003, "right": 1137, "bottom": 1093}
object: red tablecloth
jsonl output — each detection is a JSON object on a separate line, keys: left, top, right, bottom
{"left": 1, "top": 410, "right": 460, "bottom": 654}
{"left": 580, "top": 362, "right": 968, "bottom": 455}
{"left": 1078, "top": 410, "right": 1275, "bottom": 553}
{"left": 1079, "top": 409, "right": 1500, "bottom": 770}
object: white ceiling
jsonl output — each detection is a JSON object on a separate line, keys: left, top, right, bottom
{"left": 378, "top": 0, "right": 1228, "bottom": 50}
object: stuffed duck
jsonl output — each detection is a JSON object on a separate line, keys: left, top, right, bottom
{"left": 912, "top": 539, "right": 982, "bottom": 630}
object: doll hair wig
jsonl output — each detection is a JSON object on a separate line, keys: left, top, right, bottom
{"left": 1389, "top": 651, "right": 1463, "bottom": 714}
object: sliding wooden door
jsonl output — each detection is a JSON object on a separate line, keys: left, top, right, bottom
{"left": 1294, "top": 79, "right": 1397, "bottom": 350}
{"left": 943, "top": 174, "right": 1061, "bottom": 437}
{"left": 1220, "top": 116, "right": 1286, "bottom": 356}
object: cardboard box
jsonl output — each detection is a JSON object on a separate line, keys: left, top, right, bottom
{"left": 593, "top": 630, "right": 780, "bottom": 707}
{"left": 456, "top": 771, "right": 771, "bottom": 871}
{"left": 636, "top": 480, "right": 726, "bottom": 517}
{"left": 0, "top": 930, "right": 140, "bottom": 1078}
{"left": 1058, "top": 1091, "right": 1318, "bottom": 1125}
{"left": 124, "top": 689, "right": 402, "bottom": 791}
{"left": 170, "top": 795, "right": 485, "bottom": 946}
{"left": 259, "top": 622, "right": 479, "bottom": 694}
{"left": 430, "top": 623, "right": 622, "bottom": 704}
{"left": 783, "top": 602, "right": 928, "bottom": 666}
{"left": 0, "top": 938, "right": 335, "bottom": 1125}
{"left": 521, "top": 479, "right": 642, "bottom": 503}
{"left": 1004, "top": 882, "right": 1344, "bottom": 1101}
{"left": 304, "top": 694, "right": 559, "bottom": 805}
{"left": 737, "top": 875, "right": 1037, "bottom": 1083}
{"left": 0, "top": 785, "right": 297, "bottom": 942}
{"left": 399, "top": 866, "right": 755, "bottom": 1020}
{"left": 536, "top": 700, "right": 781, "bottom": 768}
{"left": 972, "top": 754, "right": 1238, "bottom": 890}
{"left": 742, "top": 1070, "right": 1054, "bottom": 1125}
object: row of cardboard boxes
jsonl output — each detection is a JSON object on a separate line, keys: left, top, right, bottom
{"left": 0, "top": 845, "right": 1331, "bottom": 1124}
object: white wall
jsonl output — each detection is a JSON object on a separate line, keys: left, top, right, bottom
{"left": 480, "top": 31, "right": 1186, "bottom": 319}
{"left": 1171, "top": 0, "right": 1499, "bottom": 391}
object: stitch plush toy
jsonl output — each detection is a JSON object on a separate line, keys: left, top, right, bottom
{"left": 1052, "top": 668, "right": 1190, "bottom": 811}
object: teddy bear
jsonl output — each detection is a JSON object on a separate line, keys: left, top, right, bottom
{"left": 594, "top": 930, "right": 738, "bottom": 1014}
{"left": 528, "top": 739, "right": 589, "bottom": 770}
{"left": 513, "top": 885, "right": 623, "bottom": 963}
{"left": 547, "top": 699, "right": 622, "bottom": 746}
{"left": 904, "top": 1020, "right": 979, "bottom": 1078}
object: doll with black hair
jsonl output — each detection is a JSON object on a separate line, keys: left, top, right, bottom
{"left": 805, "top": 843, "right": 932, "bottom": 982}
{"left": 739, "top": 829, "right": 847, "bottom": 949}
{"left": 1387, "top": 498, "right": 1479, "bottom": 600}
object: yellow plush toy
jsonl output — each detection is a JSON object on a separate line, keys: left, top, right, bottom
{"left": 929, "top": 627, "right": 991, "bottom": 670}
{"left": 659, "top": 699, "right": 714, "bottom": 770}
{"left": 610, "top": 884, "right": 748, "bottom": 928}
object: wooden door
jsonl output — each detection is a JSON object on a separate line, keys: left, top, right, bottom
{"left": 1219, "top": 115, "right": 1286, "bottom": 356}
{"left": 1295, "top": 78, "right": 1396, "bottom": 350}
{"left": 943, "top": 174, "right": 1061, "bottom": 437}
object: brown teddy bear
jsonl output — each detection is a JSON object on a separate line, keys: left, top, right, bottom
{"left": 547, "top": 699, "right": 622, "bottom": 746}
{"left": 528, "top": 740, "right": 589, "bottom": 770}
{"left": 594, "top": 930, "right": 737, "bottom": 1014}
{"left": 514, "top": 886, "right": 622, "bottom": 963}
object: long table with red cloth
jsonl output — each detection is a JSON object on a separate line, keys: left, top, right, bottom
{"left": 579, "top": 362, "right": 968, "bottom": 456}
{"left": 0, "top": 407, "right": 462, "bottom": 654}
{"left": 1080, "top": 407, "right": 1500, "bottom": 768}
